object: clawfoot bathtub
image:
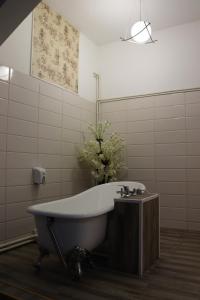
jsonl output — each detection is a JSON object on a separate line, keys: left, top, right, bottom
{"left": 28, "top": 181, "right": 145, "bottom": 279}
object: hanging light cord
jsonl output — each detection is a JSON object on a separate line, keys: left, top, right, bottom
{"left": 139, "top": 0, "right": 142, "bottom": 21}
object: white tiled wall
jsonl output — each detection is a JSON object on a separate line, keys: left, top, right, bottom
{"left": 100, "top": 91, "right": 200, "bottom": 231}
{"left": 0, "top": 67, "right": 95, "bottom": 244}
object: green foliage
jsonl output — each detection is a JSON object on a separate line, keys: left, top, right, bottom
{"left": 79, "top": 121, "right": 125, "bottom": 185}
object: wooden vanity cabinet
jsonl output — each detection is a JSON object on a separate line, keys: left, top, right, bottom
{"left": 105, "top": 193, "right": 160, "bottom": 277}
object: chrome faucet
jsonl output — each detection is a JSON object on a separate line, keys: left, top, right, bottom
{"left": 117, "top": 185, "right": 130, "bottom": 197}
{"left": 116, "top": 185, "right": 145, "bottom": 198}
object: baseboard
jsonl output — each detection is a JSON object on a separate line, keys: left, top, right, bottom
{"left": 0, "top": 234, "right": 37, "bottom": 253}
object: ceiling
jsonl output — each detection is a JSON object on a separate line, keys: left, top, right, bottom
{"left": 45, "top": 0, "right": 200, "bottom": 45}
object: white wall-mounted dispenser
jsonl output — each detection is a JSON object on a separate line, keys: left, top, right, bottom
{"left": 32, "top": 167, "right": 46, "bottom": 185}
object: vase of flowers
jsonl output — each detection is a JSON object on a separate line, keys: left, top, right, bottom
{"left": 79, "top": 121, "right": 124, "bottom": 185}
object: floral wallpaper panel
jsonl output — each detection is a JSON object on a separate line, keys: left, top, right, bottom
{"left": 31, "top": 2, "right": 79, "bottom": 93}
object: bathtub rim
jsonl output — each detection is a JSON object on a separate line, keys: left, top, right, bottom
{"left": 27, "top": 201, "right": 114, "bottom": 219}
{"left": 27, "top": 181, "right": 145, "bottom": 219}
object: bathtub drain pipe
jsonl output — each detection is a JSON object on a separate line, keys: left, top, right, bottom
{"left": 93, "top": 72, "right": 100, "bottom": 124}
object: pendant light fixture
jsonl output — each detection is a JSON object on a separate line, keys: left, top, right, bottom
{"left": 121, "top": 0, "right": 157, "bottom": 44}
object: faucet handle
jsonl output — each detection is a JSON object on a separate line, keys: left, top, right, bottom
{"left": 116, "top": 187, "right": 123, "bottom": 197}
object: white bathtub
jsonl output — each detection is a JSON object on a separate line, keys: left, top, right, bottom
{"left": 28, "top": 181, "right": 145, "bottom": 255}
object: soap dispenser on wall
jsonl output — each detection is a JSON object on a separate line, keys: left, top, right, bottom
{"left": 32, "top": 167, "right": 46, "bottom": 185}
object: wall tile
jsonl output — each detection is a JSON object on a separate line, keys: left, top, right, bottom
{"left": 9, "top": 85, "right": 39, "bottom": 107}
{"left": 188, "top": 222, "right": 200, "bottom": 231}
{"left": 127, "top": 120, "right": 154, "bottom": 133}
{"left": 39, "top": 109, "right": 61, "bottom": 127}
{"left": 127, "top": 144, "right": 154, "bottom": 157}
{"left": 39, "top": 124, "right": 61, "bottom": 141}
{"left": 128, "top": 132, "right": 154, "bottom": 145}
{"left": 6, "top": 217, "right": 34, "bottom": 240}
{"left": 186, "top": 117, "right": 200, "bottom": 129}
{"left": 38, "top": 154, "right": 62, "bottom": 169}
{"left": 187, "top": 182, "right": 200, "bottom": 195}
{"left": 160, "top": 194, "right": 186, "bottom": 208}
{"left": 101, "top": 101, "right": 126, "bottom": 113}
{"left": 62, "top": 90, "right": 81, "bottom": 107}
{"left": 187, "top": 143, "right": 200, "bottom": 155}
{"left": 8, "top": 101, "right": 38, "bottom": 122}
{"left": 39, "top": 95, "right": 62, "bottom": 114}
{"left": 8, "top": 118, "right": 37, "bottom": 138}
{"left": 61, "top": 142, "right": 77, "bottom": 156}
{"left": 6, "top": 185, "right": 38, "bottom": 203}
{"left": 0, "top": 69, "right": 94, "bottom": 245}
{"left": 128, "top": 169, "right": 155, "bottom": 181}
{"left": 160, "top": 207, "right": 186, "bottom": 221}
{"left": 155, "top": 105, "right": 185, "bottom": 119}
{"left": 6, "top": 201, "right": 31, "bottom": 221}
{"left": 187, "top": 129, "right": 200, "bottom": 143}
{"left": 6, "top": 169, "right": 33, "bottom": 186}
{"left": 155, "top": 143, "right": 186, "bottom": 156}
{"left": 0, "top": 187, "right": 5, "bottom": 204}
{"left": 0, "top": 223, "right": 5, "bottom": 241}
{"left": 155, "top": 118, "right": 185, "bottom": 132}
{"left": 156, "top": 169, "right": 186, "bottom": 182}
{"left": 186, "top": 103, "right": 200, "bottom": 117}
{"left": 157, "top": 181, "right": 186, "bottom": 195}
{"left": 110, "top": 122, "right": 127, "bottom": 134}
{"left": 0, "top": 116, "right": 7, "bottom": 134}
{"left": 10, "top": 70, "right": 39, "bottom": 92}
{"left": 155, "top": 130, "right": 185, "bottom": 144}
{"left": 38, "top": 139, "right": 61, "bottom": 155}
{"left": 127, "top": 97, "right": 155, "bottom": 110}
{"left": 127, "top": 107, "right": 154, "bottom": 122}
{"left": 187, "top": 156, "right": 200, "bottom": 168}
{"left": 160, "top": 219, "right": 187, "bottom": 230}
{"left": 187, "top": 209, "right": 200, "bottom": 222}
{"left": 62, "top": 156, "right": 79, "bottom": 169}
{"left": 7, "top": 135, "right": 37, "bottom": 153}
{"left": 0, "top": 205, "right": 5, "bottom": 222}
{"left": 7, "top": 152, "right": 37, "bottom": 169}
{"left": 187, "top": 169, "right": 200, "bottom": 181}
{"left": 0, "top": 81, "right": 9, "bottom": 99}
{"left": 61, "top": 169, "right": 74, "bottom": 182}
{"left": 103, "top": 111, "right": 127, "bottom": 123}
{"left": 61, "top": 181, "right": 73, "bottom": 196}
{"left": 36, "top": 183, "right": 61, "bottom": 199}
{"left": 62, "top": 129, "right": 81, "bottom": 143}
{"left": 40, "top": 81, "right": 62, "bottom": 101}
{"left": 0, "top": 152, "right": 6, "bottom": 168}
{"left": 155, "top": 156, "right": 186, "bottom": 168}
{"left": 185, "top": 91, "right": 200, "bottom": 104}
{"left": 128, "top": 157, "right": 154, "bottom": 169}
{"left": 0, "top": 99, "right": 8, "bottom": 116}
{"left": 62, "top": 115, "right": 81, "bottom": 131}
{"left": 0, "top": 169, "right": 6, "bottom": 187}
{"left": 63, "top": 103, "right": 81, "bottom": 119}
{"left": 188, "top": 195, "right": 200, "bottom": 208}
{"left": 0, "top": 134, "right": 6, "bottom": 151}
{"left": 45, "top": 169, "right": 61, "bottom": 183}
{"left": 155, "top": 93, "right": 184, "bottom": 107}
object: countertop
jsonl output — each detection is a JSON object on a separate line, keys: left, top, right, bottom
{"left": 114, "top": 192, "right": 159, "bottom": 204}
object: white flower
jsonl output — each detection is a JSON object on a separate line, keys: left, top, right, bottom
{"left": 79, "top": 121, "right": 125, "bottom": 184}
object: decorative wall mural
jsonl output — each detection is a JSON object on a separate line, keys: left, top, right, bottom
{"left": 31, "top": 2, "right": 79, "bottom": 92}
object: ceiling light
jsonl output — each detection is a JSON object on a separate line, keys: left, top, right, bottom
{"left": 121, "top": 0, "right": 157, "bottom": 44}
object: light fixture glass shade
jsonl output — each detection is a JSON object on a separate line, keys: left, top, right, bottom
{"left": 130, "top": 21, "right": 152, "bottom": 44}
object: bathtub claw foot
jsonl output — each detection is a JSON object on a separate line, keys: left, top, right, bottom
{"left": 85, "top": 249, "right": 95, "bottom": 269}
{"left": 34, "top": 247, "right": 49, "bottom": 272}
{"left": 67, "top": 246, "right": 94, "bottom": 280}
